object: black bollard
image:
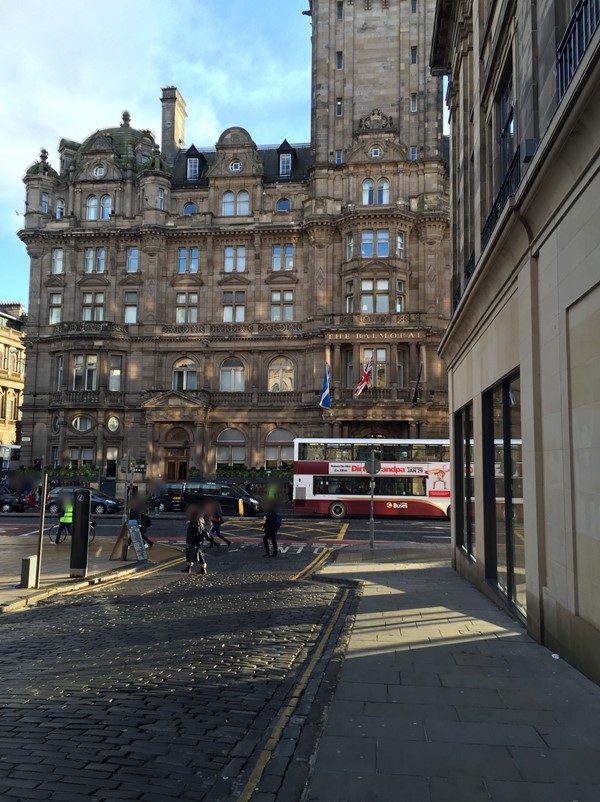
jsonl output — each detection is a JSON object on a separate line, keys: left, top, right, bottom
{"left": 70, "top": 489, "right": 91, "bottom": 578}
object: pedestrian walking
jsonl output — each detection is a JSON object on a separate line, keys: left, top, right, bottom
{"left": 182, "top": 505, "right": 207, "bottom": 574}
{"left": 262, "top": 501, "right": 282, "bottom": 558}
{"left": 209, "top": 501, "right": 231, "bottom": 548}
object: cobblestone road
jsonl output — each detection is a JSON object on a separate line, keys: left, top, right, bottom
{"left": 0, "top": 551, "right": 354, "bottom": 801}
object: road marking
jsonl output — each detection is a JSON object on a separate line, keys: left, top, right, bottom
{"left": 291, "top": 547, "right": 332, "bottom": 581}
{"left": 336, "top": 523, "right": 348, "bottom": 541}
{"left": 62, "top": 553, "right": 183, "bottom": 596}
{"left": 237, "top": 587, "right": 350, "bottom": 802}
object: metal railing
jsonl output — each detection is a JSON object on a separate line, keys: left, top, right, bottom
{"left": 481, "top": 147, "right": 521, "bottom": 250}
{"left": 557, "top": 0, "right": 600, "bottom": 100}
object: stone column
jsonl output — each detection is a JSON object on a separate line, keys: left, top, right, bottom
{"left": 96, "top": 422, "right": 104, "bottom": 473}
{"left": 250, "top": 423, "right": 259, "bottom": 468}
{"left": 146, "top": 423, "right": 155, "bottom": 475}
{"left": 194, "top": 422, "right": 205, "bottom": 472}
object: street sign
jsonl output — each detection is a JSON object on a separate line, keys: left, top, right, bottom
{"left": 366, "top": 457, "right": 382, "bottom": 476}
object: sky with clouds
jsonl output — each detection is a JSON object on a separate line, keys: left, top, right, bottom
{"left": 0, "top": 0, "right": 312, "bottom": 310}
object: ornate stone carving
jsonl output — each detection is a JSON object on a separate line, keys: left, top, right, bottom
{"left": 54, "top": 321, "right": 129, "bottom": 337}
{"left": 357, "top": 109, "right": 397, "bottom": 133}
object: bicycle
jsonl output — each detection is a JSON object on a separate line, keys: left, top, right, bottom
{"left": 48, "top": 521, "right": 96, "bottom": 544}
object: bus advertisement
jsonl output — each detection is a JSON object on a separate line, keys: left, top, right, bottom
{"left": 293, "top": 438, "right": 451, "bottom": 519}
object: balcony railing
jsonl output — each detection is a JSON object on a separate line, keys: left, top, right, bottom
{"left": 557, "top": 0, "right": 600, "bottom": 100}
{"left": 481, "top": 147, "right": 521, "bottom": 250}
{"left": 337, "top": 312, "right": 424, "bottom": 327}
{"left": 51, "top": 391, "right": 100, "bottom": 405}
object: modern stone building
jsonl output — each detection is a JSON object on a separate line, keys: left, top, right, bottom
{"left": 431, "top": 0, "right": 600, "bottom": 678}
{"left": 0, "top": 303, "right": 25, "bottom": 446}
{"left": 19, "top": 0, "right": 450, "bottom": 484}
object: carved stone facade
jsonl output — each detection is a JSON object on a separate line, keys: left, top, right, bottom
{"left": 19, "top": 1, "right": 450, "bottom": 482}
{"left": 0, "top": 304, "right": 25, "bottom": 448}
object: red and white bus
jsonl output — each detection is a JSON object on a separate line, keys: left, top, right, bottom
{"left": 293, "top": 438, "right": 451, "bottom": 519}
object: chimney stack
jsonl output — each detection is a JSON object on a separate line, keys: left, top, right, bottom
{"left": 161, "top": 86, "right": 187, "bottom": 165}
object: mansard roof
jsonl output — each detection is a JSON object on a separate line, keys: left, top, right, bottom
{"left": 170, "top": 141, "right": 311, "bottom": 188}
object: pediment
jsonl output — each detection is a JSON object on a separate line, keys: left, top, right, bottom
{"left": 119, "top": 273, "right": 143, "bottom": 286}
{"left": 264, "top": 271, "right": 299, "bottom": 285}
{"left": 142, "top": 389, "right": 210, "bottom": 409}
{"left": 45, "top": 274, "right": 67, "bottom": 287}
{"left": 217, "top": 272, "right": 251, "bottom": 286}
{"left": 346, "top": 137, "right": 407, "bottom": 163}
{"left": 86, "top": 132, "right": 115, "bottom": 154}
{"left": 170, "top": 273, "right": 205, "bottom": 288}
{"left": 78, "top": 274, "right": 110, "bottom": 287}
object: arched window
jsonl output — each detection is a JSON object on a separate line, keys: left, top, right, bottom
{"left": 86, "top": 195, "right": 98, "bottom": 220}
{"left": 216, "top": 428, "right": 246, "bottom": 467}
{"left": 237, "top": 190, "right": 250, "bottom": 215}
{"left": 56, "top": 199, "right": 66, "bottom": 220}
{"left": 183, "top": 202, "right": 197, "bottom": 216}
{"left": 265, "top": 428, "right": 294, "bottom": 468}
{"left": 362, "top": 179, "right": 374, "bottom": 205}
{"left": 276, "top": 198, "right": 291, "bottom": 213}
{"left": 220, "top": 357, "right": 245, "bottom": 392}
{"left": 268, "top": 357, "right": 294, "bottom": 392}
{"left": 100, "top": 194, "right": 112, "bottom": 219}
{"left": 8, "top": 349, "right": 19, "bottom": 373}
{"left": 172, "top": 358, "right": 197, "bottom": 391}
{"left": 222, "top": 191, "right": 235, "bottom": 216}
{"left": 377, "top": 178, "right": 390, "bottom": 204}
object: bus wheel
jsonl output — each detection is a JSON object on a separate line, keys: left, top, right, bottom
{"left": 329, "top": 501, "right": 347, "bottom": 520}
{"left": 446, "top": 505, "right": 451, "bottom": 520}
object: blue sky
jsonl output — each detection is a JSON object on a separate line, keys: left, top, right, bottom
{"left": 0, "top": 0, "right": 312, "bottom": 310}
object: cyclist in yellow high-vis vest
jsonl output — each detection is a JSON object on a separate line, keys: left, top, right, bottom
{"left": 57, "top": 495, "right": 74, "bottom": 543}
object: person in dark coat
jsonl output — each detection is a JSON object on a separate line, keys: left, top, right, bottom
{"left": 262, "top": 501, "right": 281, "bottom": 558}
{"left": 182, "top": 505, "right": 207, "bottom": 574}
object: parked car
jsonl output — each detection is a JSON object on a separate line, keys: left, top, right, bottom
{"left": 154, "top": 480, "right": 260, "bottom": 516}
{"left": 0, "top": 488, "right": 29, "bottom": 513}
{"left": 46, "top": 487, "right": 123, "bottom": 516}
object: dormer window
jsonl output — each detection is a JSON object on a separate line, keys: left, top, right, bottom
{"left": 279, "top": 153, "right": 292, "bottom": 177}
{"left": 369, "top": 145, "right": 383, "bottom": 159}
{"left": 93, "top": 165, "right": 105, "bottom": 178}
{"left": 229, "top": 160, "right": 242, "bottom": 173}
{"left": 187, "top": 158, "right": 199, "bottom": 180}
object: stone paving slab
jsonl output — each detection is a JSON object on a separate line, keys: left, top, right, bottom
{"left": 0, "top": 534, "right": 178, "bottom": 610}
{"left": 303, "top": 555, "right": 600, "bottom": 801}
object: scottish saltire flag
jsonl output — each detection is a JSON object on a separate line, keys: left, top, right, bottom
{"left": 354, "top": 356, "right": 374, "bottom": 398}
{"left": 320, "top": 364, "right": 331, "bottom": 409}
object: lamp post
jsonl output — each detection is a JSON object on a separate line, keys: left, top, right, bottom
{"left": 367, "top": 449, "right": 381, "bottom": 551}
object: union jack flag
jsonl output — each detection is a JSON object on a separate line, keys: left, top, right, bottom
{"left": 354, "top": 356, "right": 374, "bottom": 398}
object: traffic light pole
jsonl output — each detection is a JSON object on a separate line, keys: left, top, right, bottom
{"left": 369, "top": 449, "right": 378, "bottom": 551}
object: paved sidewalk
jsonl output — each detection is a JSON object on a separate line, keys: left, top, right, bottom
{"left": 0, "top": 534, "right": 180, "bottom": 611}
{"left": 305, "top": 549, "right": 600, "bottom": 802}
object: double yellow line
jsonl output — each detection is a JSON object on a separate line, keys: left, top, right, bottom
{"left": 291, "top": 547, "right": 332, "bottom": 582}
{"left": 63, "top": 555, "right": 183, "bottom": 596}
{"left": 237, "top": 587, "right": 349, "bottom": 802}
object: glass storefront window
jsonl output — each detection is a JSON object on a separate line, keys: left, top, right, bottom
{"left": 485, "top": 373, "right": 525, "bottom": 615}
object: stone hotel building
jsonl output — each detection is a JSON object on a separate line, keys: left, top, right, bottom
{"left": 19, "top": 0, "right": 450, "bottom": 482}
